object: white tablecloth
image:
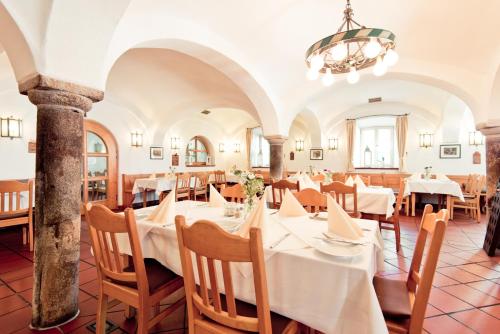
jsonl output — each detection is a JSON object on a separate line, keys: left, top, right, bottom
{"left": 132, "top": 177, "right": 176, "bottom": 195}
{"left": 115, "top": 201, "right": 387, "bottom": 334}
{"left": 404, "top": 178, "right": 464, "bottom": 201}
{"left": 265, "top": 185, "right": 396, "bottom": 218}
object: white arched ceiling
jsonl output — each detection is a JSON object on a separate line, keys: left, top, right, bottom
{"left": 1, "top": 0, "right": 500, "bottom": 133}
{"left": 289, "top": 110, "right": 322, "bottom": 147}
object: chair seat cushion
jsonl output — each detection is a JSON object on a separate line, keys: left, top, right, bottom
{"left": 373, "top": 276, "right": 412, "bottom": 319}
{"left": 0, "top": 211, "right": 28, "bottom": 220}
{"left": 114, "top": 258, "right": 181, "bottom": 294}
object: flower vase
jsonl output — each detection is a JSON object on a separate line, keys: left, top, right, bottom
{"left": 244, "top": 197, "right": 255, "bottom": 218}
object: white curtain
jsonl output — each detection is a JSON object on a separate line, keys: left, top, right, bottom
{"left": 346, "top": 119, "right": 356, "bottom": 171}
{"left": 396, "top": 115, "right": 408, "bottom": 172}
{"left": 246, "top": 128, "right": 252, "bottom": 169}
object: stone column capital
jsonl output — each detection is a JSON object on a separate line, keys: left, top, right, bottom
{"left": 264, "top": 135, "right": 288, "bottom": 145}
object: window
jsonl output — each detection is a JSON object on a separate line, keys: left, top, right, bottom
{"left": 250, "top": 127, "right": 270, "bottom": 167}
{"left": 355, "top": 117, "right": 398, "bottom": 168}
{"left": 186, "top": 136, "right": 212, "bottom": 166}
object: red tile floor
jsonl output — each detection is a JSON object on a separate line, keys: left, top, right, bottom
{"left": 0, "top": 208, "right": 499, "bottom": 333}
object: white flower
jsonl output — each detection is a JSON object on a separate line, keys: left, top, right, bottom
{"left": 247, "top": 173, "right": 255, "bottom": 180}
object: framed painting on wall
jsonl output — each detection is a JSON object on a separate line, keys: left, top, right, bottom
{"left": 150, "top": 146, "right": 164, "bottom": 160}
{"left": 310, "top": 148, "right": 323, "bottom": 160}
{"left": 439, "top": 144, "right": 461, "bottom": 159}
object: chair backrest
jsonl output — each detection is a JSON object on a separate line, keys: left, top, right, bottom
{"left": 84, "top": 203, "right": 149, "bottom": 294}
{"left": 0, "top": 179, "right": 33, "bottom": 216}
{"left": 220, "top": 183, "right": 246, "bottom": 203}
{"left": 472, "top": 175, "right": 485, "bottom": 195}
{"left": 214, "top": 170, "right": 226, "bottom": 185}
{"left": 271, "top": 179, "right": 300, "bottom": 207}
{"left": 175, "top": 217, "right": 273, "bottom": 333}
{"left": 294, "top": 188, "right": 328, "bottom": 213}
{"left": 310, "top": 174, "right": 325, "bottom": 182}
{"left": 176, "top": 173, "right": 191, "bottom": 197}
{"left": 320, "top": 181, "right": 358, "bottom": 215}
{"left": 406, "top": 204, "right": 448, "bottom": 333}
{"left": 194, "top": 173, "right": 209, "bottom": 189}
{"left": 391, "top": 178, "right": 406, "bottom": 222}
{"left": 331, "top": 173, "right": 346, "bottom": 183}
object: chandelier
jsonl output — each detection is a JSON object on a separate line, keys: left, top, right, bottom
{"left": 305, "top": 0, "right": 398, "bottom": 86}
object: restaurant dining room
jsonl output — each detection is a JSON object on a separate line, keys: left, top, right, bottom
{"left": 1, "top": 1, "right": 500, "bottom": 333}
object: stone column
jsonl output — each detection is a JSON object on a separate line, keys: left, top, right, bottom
{"left": 265, "top": 135, "right": 287, "bottom": 181}
{"left": 19, "top": 75, "right": 103, "bottom": 329}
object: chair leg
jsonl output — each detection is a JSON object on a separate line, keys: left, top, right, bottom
{"left": 22, "top": 227, "right": 27, "bottom": 245}
{"left": 96, "top": 292, "right": 109, "bottom": 334}
{"left": 29, "top": 221, "right": 34, "bottom": 252}
{"left": 394, "top": 221, "right": 401, "bottom": 252}
{"left": 154, "top": 302, "right": 160, "bottom": 316}
{"left": 137, "top": 303, "right": 149, "bottom": 334}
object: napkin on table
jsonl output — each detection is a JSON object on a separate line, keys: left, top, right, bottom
{"left": 326, "top": 193, "right": 363, "bottom": 240}
{"left": 279, "top": 188, "right": 308, "bottom": 217}
{"left": 147, "top": 190, "right": 175, "bottom": 224}
{"left": 345, "top": 176, "right": 354, "bottom": 186}
{"left": 238, "top": 194, "right": 269, "bottom": 238}
{"left": 354, "top": 175, "right": 367, "bottom": 188}
{"left": 209, "top": 184, "right": 227, "bottom": 207}
{"left": 149, "top": 173, "right": 156, "bottom": 179}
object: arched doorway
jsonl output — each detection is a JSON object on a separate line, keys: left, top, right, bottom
{"left": 82, "top": 120, "right": 118, "bottom": 209}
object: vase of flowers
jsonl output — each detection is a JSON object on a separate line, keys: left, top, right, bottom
{"left": 323, "top": 169, "right": 333, "bottom": 184}
{"left": 231, "top": 166, "right": 264, "bottom": 216}
{"left": 424, "top": 166, "right": 432, "bottom": 180}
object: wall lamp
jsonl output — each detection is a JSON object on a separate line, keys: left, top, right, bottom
{"left": 170, "top": 137, "right": 181, "bottom": 150}
{"left": 219, "top": 143, "right": 225, "bottom": 152}
{"left": 0, "top": 116, "right": 23, "bottom": 139}
{"left": 233, "top": 142, "right": 241, "bottom": 153}
{"left": 469, "top": 131, "right": 484, "bottom": 146}
{"left": 419, "top": 133, "right": 433, "bottom": 148}
{"left": 295, "top": 139, "right": 304, "bottom": 152}
{"left": 328, "top": 138, "right": 338, "bottom": 151}
{"left": 131, "top": 131, "right": 143, "bottom": 147}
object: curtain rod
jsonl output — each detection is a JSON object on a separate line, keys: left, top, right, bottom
{"left": 346, "top": 113, "right": 409, "bottom": 121}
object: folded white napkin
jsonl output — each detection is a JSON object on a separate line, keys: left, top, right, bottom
{"left": 326, "top": 193, "right": 363, "bottom": 240}
{"left": 354, "top": 175, "right": 367, "bottom": 188}
{"left": 279, "top": 188, "right": 308, "bottom": 217}
{"left": 209, "top": 184, "right": 227, "bottom": 207}
{"left": 238, "top": 195, "right": 268, "bottom": 238}
{"left": 147, "top": 191, "right": 175, "bottom": 224}
{"left": 149, "top": 173, "right": 156, "bottom": 179}
{"left": 345, "top": 176, "right": 354, "bottom": 186}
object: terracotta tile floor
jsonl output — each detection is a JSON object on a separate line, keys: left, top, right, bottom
{"left": 0, "top": 209, "right": 499, "bottom": 333}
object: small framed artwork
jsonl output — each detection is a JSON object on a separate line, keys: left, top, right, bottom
{"left": 439, "top": 144, "right": 461, "bottom": 159}
{"left": 310, "top": 148, "right": 323, "bottom": 160}
{"left": 150, "top": 146, "right": 164, "bottom": 160}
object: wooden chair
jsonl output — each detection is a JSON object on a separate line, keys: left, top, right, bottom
{"left": 320, "top": 181, "right": 360, "bottom": 218}
{"left": 175, "top": 216, "right": 299, "bottom": 334}
{"left": 220, "top": 183, "right": 246, "bottom": 203}
{"left": 309, "top": 174, "right": 325, "bottom": 182}
{"left": 175, "top": 173, "right": 191, "bottom": 201}
{"left": 294, "top": 188, "right": 328, "bottom": 213}
{"left": 191, "top": 172, "right": 209, "bottom": 201}
{"left": 84, "top": 203, "right": 185, "bottom": 334}
{"left": 450, "top": 175, "right": 485, "bottom": 222}
{"left": 331, "top": 173, "right": 346, "bottom": 183}
{"left": 213, "top": 170, "right": 227, "bottom": 192}
{"left": 378, "top": 179, "right": 405, "bottom": 252}
{"left": 0, "top": 179, "right": 34, "bottom": 251}
{"left": 373, "top": 204, "right": 449, "bottom": 334}
{"left": 271, "top": 179, "right": 300, "bottom": 209}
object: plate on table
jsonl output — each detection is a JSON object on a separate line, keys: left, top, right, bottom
{"left": 216, "top": 220, "right": 242, "bottom": 233}
{"left": 312, "top": 239, "right": 364, "bottom": 258}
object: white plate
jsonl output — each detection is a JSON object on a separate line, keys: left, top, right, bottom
{"left": 312, "top": 239, "right": 364, "bottom": 258}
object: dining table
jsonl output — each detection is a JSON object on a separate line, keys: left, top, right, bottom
{"left": 403, "top": 176, "right": 464, "bottom": 217}
{"left": 115, "top": 200, "right": 388, "bottom": 334}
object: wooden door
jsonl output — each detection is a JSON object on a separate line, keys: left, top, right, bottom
{"left": 81, "top": 120, "right": 118, "bottom": 209}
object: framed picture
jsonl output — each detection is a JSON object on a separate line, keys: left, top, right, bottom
{"left": 150, "top": 146, "right": 164, "bottom": 160}
{"left": 310, "top": 148, "right": 323, "bottom": 160}
{"left": 439, "top": 144, "right": 461, "bottom": 159}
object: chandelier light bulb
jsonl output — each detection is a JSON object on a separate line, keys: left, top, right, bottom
{"left": 347, "top": 66, "right": 360, "bottom": 84}
{"left": 322, "top": 68, "right": 335, "bottom": 86}
{"left": 307, "top": 67, "right": 320, "bottom": 81}
{"left": 330, "top": 42, "right": 348, "bottom": 61}
{"left": 310, "top": 54, "right": 325, "bottom": 71}
{"left": 373, "top": 57, "right": 387, "bottom": 76}
{"left": 363, "top": 39, "right": 382, "bottom": 59}
{"left": 383, "top": 49, "right": 399, "bottom": 67}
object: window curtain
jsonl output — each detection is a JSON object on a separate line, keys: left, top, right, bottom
{"left": 346, "top": 119, "right": 356, "bottom": 171}
{"left": 396, "top": 115, "right": 408, "bottom": 172}
{"left": 246, "top": 128, "right": 253, "bottom": 169}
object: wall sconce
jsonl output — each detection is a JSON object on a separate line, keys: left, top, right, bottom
{"left": 233, "top": 143, "right": 241, "bottom": 153}
{"left": 0, "top": 116, "right": 23, "bottom": 139}
{"left": 219, "top": 143, "right": 225, "bottom": 152}
{"left": 469, "top": 131, "right": 484, "bottom": 146}
{"left": 131, "top": 131, "right": 143, "bottom": 147}
{"left": 419, "top": 133, "right": 433, "bottom": 148}
{"left": 295, "top": 139, "right": 304, "bottom": 152}
{"left": 328, "top": 138, "right": 338, "bottom": 150}
{"left": 170, "top": 137, "right": 180, "bottom": 150}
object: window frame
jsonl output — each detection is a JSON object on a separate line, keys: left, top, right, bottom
{"left": 250, "top": 127, "right": 270, "bottom": 168}
{"left": 186, "top": 136, "right": 210, "bottom": 166}
{"left": 357, "top": 125, "right": 397, "bottom": 168}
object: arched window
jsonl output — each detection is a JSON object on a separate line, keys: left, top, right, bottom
{"left": 186, "top": 136, "right": 213, "bottom": 166}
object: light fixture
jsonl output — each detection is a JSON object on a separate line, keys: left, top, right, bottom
{"left": 233, "top": 143, "right": 241, "bottom": 153}
{"left": 219, "top": 143, "right": 225, "bottom": 152}
{"left": 0, "top": 116, "right": 22, "bottom": 139}
{"left": 322, "top": 68, "right": 335, "bottom": 86}
{"left": 469, "top": 131, "right": 484, "bottom": 146}
{"left": 419, "top": 133, "right": 433, "bottom": 148}
{"left": 328, "top": 138, "right": 338, "bottom": 150}
{"left": 295, "top": 139, "right": 304, "bottom": 152}
{"left": 373, "top": 57, "right": 387, "bottom": 76}
{"left": 170, "top": 137, "right": 180, "bottom": 150}
{"left": 131, "top": 131, "right": 143, "bottom": 147}
{"left": 305, "top": 0, "right": 397, "bottom": 84}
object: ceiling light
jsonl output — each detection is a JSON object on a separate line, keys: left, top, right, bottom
{"left": 330, "top": 42, "right": 348, "bottom": 61}
{"left": 310, "top": 54, "right": 325, "bottom": 70}
{"left": 322, "top": 68, "right": 335, "bottom": 86}
{"left": 347, "top": 66, "right": 359, "bottom": 84}
{"left": 363, "top": 39, "right": 382, "bottom": 59}
{"left": 383, "top": 49, "right": 399, "bottom": 67}
{"left": 307, "top": 68, "right": 320, "bottom": 81}
{"left": 373, "top": 57, "right": 387, "bottom": 76}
